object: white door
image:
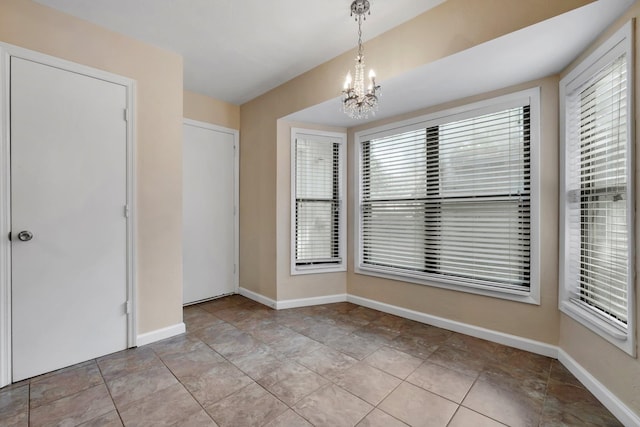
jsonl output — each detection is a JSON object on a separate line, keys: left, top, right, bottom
{"left": 11, "top": 57, "right": 129, "bottom": 381}
{"left": 183, "top": 121, "right": 236, "bottom": 304}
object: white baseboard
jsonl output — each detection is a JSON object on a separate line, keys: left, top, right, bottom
{"left": 347, "top": 294, "right": 558, "bottom": 358}
{"left": 238, "top": 287, "right": 347, "bottom": 310}
{"left": 238, "top": 287, "right": 277, "bottom": 309}
{"left": 136, "top": 323, "right": 185, "bottom": 347}
{"left": 276, "top": 294, "right": 347, "bottom": 310}
{"left": 558, "top": 350, "right": 640, "bottom": 427}
{"left": 236, "top": 288, "right": 554, "bottom": 356}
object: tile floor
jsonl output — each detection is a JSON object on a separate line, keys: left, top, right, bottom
{"left": 0, "top": 295, "right": 623, "bottom": 426}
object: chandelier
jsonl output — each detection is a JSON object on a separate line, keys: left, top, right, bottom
{"left": 342, "top": 0, "right": 381, "bottom": 119}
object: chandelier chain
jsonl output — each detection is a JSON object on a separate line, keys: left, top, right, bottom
{"left": 357, "top": 14, "right": 363, "bottom": 60}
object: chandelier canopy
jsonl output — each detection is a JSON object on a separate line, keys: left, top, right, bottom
{"left": 342, "top": 0, "right": 381, "bottom": 119}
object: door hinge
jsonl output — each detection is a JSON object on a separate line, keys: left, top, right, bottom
{"left": 125, "top": 300, "right": 132, "bottom": 315}
{"left": 123, "top": 108, "right": 129, "bottom": 122}
{"left": 124, "top": 204, "right": 130, "bottom": 218}
{"left": 8, "top": 232, "right": 11, "bottom": 241}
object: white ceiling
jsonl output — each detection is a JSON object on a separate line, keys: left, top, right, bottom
{"left": 34, "top": 0, "right": 446, "bottom": 105}
{"left": 287, "top": 0, "right": 635, "bottom": 128}
{"left": 32, "top": 0, "right": 634, "bottom": 127}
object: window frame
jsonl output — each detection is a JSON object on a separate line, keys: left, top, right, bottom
{"left": 354, "top": 88, "right": 541, "bottom": 304}
{"left": 291, "top": 128, "right": 347, "bottom": 275}
{"left": 559, "top": 21, "right": 636, "bottom": 356}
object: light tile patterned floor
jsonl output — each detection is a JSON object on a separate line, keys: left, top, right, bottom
{"left": 0, "top": 295, "right": 623, "bottom": 426}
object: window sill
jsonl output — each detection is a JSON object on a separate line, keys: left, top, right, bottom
{"left": 355, "top": 264, "right": 539, "bottom": 305}
{"left": 291, "top": 264, "right": 346, "bottom": 276}
{"left": 560, "top": 300, "right": 634, "bottom": 356}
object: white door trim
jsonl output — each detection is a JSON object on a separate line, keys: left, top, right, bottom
{"left": 182, "top": 118, "right": 240, "bottom": 295}
{"left": 0, "top": 43, "right": 137, "bottom": 387}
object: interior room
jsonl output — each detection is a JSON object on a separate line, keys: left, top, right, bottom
{"left": 0, "top": 0, "right": 639, "bottom": 425}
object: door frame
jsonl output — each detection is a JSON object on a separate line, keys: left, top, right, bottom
{"left": 183, "top": 119, "right": 240, "bottom": 298}
{"left": 0, "top": 43, "right": 137, "bottom": 387}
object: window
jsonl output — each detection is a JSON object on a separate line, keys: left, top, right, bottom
{"left": 559, "top": 22, "right": 635, "bottom": 355}
{"left": 355, "top": 89, "right": 540, "bottom": 303}
{"left": 291, "top": 129, "right": 346, "bottom": 274}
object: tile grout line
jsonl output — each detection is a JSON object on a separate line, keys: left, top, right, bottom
{"left": 445, "top": 406, "right": 463, "bottom": 427}
{"left": 95, "top": 357, "right": 126, "bottom": 426}
{"left": 538, "top": 358, "right": 554, "bottom": 424}
{"left": 150, "top": 337, "right": 233, "bottom": 425}
{"left": 195, "top": 312, "right": 357, "bottom": 425}
{"left": 27, "top": 381, "right": 30, "bottom": 427}
{"left": 246, "top": 303, "right": 446, "bottom": 426}
{"left": 281, "top": 314, "right": 402, "bottom": 422}
{"left": 371, "top": 377, "right": 410, "bottom": 426}
{"left": 26, "top": 361, "right": 113, "bottom": 425}
{"left": 184, "top": 318, "right": 311, "bottom": 426}
{"left": 185, "top": 314, "right": 322, "bottom": 425}
{"left": 251, "top": 381, "right": 294, "bottom": 426}
{"left": 456, "top": 382, "right": 508, "bottom": 426}
{"left": 255, "top": 308, "right": 385, "bottom": 426}
{"left": 454, "top": 362, "right": 528, "bottom": 426}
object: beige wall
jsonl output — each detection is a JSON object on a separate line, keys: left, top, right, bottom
{"left": 240, "top": 0, "right": 593, "bottom": 300}
{"left": 240, "top": 95, "right": 279, "bottom": 299}
{"left": 276, "top": 120, "right": 347, "bottom": 301}
{"left": 0, "top": 0, "right": 184, "bottom": 334}
{"left": 347, "top": 76, "right": 560, "bottom": 345}
{"left": 558, "top": 3, "right": 640, "bottom": 415}
{"left": 183, "top": 90, "right": 240, "bottom": 130}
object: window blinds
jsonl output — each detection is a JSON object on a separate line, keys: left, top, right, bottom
{"left": 565, "top": 54, "right": 629, "bottom": 326}
{"left": 295, "top": 137, "right": 341, "bottom": 265}
{"left": 361, "top": 106, "right": 531, "bottom": 291}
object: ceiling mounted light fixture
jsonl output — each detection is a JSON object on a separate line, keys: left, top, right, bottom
{"left": 342, "top": 0, "right": 381, "bottom": 119}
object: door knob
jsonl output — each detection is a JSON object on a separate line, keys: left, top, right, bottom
{"left": 17, "top": 230, "right": 33, "bottom": 242}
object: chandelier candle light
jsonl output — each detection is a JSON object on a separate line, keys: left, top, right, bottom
{"left": 342, "top": 0, "right": 381, "bottom": 119}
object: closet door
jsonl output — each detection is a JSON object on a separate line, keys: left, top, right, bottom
{"left": 183, "top": 121, "right": 237, "bottom": 304}
{"left": 11, "top": 57, "right": 129, "bottom": 381}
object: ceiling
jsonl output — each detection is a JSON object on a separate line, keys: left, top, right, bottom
{"left": 34, "top": 0, "right": 446, "bottom": 105}
{"left": 33, "top": 0, "right": 634, "bottom": 128}
{"left": 287, "top": 0, "right": 634, "bottom": 127}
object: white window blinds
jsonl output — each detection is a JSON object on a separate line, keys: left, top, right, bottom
{"left": 360, "top": 104, "right": 531, "bottom": 292}
{"left": 293, "top": 134, "right": 343, "bottom": 268}
{"left": 565, "top": 54, "right": 630, "bottom": 327}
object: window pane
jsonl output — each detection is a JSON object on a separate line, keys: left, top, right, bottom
{"left": 362, "top": 201, "right": 426, "bottom": 271}
{"left": 363, "top": 129, "right": 428, "bottom": 200}
{"left": 439, "top": 109, "right": 528, "bottom": 197}
{"left": 294, "top": 136, "right": 342, "bottom": 267}
{"left": 438, "top": 200, "right": 530, "bottom": 286}
{"left": 296, "top": 201, "right": 337, "bottom": 262}
{"left": 361, "top": 130, "right": 428, "bottom": 274}
{"left": 296, "top": 139, "right": 335, "bottom": 199}
{"left": 577, "top": 54, "right": 628, "bottom": 324}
